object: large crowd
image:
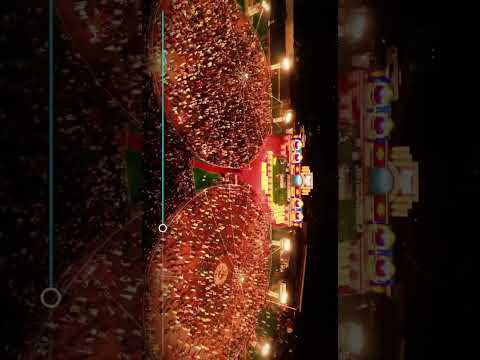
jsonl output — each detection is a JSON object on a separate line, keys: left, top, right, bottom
{"left": 1, "top": 0, "right": 285, "bottom": 358}
{"left": 143, "top": 86, "right": 196, "bottom": 240}
{"left": 60, "top": 0, "right": 146, "bottom": 125}
{"left": 150, "top": 0, "right": 272, "bottom": 168}
{"left": 53, "top": 31, "right": 131, "bottom": 276}
{"left": 1, "top": 3, "right": 138, "bottom": 357}
{"left": 145, "top": 185, "right": 271, "bottom": 360}
{"left": 26, "top": 217, "right": 145, "bottom": 359}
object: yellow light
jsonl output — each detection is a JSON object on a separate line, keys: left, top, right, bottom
{"left": 239, "top": 275, "right": 245, "bottom": 283}
{"left": 281, "top": 57, "right": 292, "bottom": 71}
{"left": 261, "top": 1, "right": 271, "bottom": 12}
{"left": 284, "top": 110, "right": 294, "bottom": 123}
{"left": 261, "top": 342, "right": 271, "bottom": 357}
{"left": 282, "top": 238, "right": 291, "bottom": 252}
{"left": 280, "top": 291, "right": 288, "bottom": 304}
{"left": 244, "top": 73, "right": 249, "bottom": 79}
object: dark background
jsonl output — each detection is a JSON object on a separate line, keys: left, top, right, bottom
{"left": 374, "top": 1, "right": 444, "bottom": 358}
{"left": 293, "top": 1, "right": 338, "bottom": 359}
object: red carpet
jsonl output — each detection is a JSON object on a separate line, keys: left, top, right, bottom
{"left": 192, "top": 134, "right": 287, "bottom": 201}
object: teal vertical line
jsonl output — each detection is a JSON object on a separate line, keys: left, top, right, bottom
{"left": 161, "top": 11, "right": 165, "bottom": 224}
{"left": 49, "top": 0, "right": 54, "bottom": 287}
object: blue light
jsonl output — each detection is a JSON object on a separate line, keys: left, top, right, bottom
{"left": 292, "top": 175, "right": 303, "bottom": 187}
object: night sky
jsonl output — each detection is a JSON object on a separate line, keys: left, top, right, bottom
{"left": 374, "top": 1, "right": 441, "bottom": 358}
{"left": 292, "top": 1, "right": 338, "bottom": 358}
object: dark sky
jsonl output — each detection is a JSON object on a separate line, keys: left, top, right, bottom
{"left": 292, "top": 1, "right": 338, "bottom": 358}
{"left": 374, "top": 1, "right": 441, "bottom": 358}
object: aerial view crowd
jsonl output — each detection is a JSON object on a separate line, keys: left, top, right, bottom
{"left": 3, "top": 0, "right": 298, "bottom": 358}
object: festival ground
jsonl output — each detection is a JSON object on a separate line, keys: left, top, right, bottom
{"left": 192, "top": 134, "right": 286, "bottom": 207}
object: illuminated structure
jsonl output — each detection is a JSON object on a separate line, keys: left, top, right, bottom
{"left": 365, "top": 144, "right": 419, "bottom": 222}
{"left": 338, "top": 67, "right": 419, "bottom": 297}
{"left": 261, "top": 132, "right": 313, "bottom": 227}
{"left": 342, "top": 153, "right": 417, "bottom": 295}
{"left": 339, "top": 224, "right": 397, "bottom": 295}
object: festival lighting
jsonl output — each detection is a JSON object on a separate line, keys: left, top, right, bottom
{"left": 282, "top": 238, "right": 292, "bottom": 252}
{"left": 261, "top": 1, "right": 271, "bottom": 12}
{"left": 261, "top": 342, "right": 271, "bottom": 357}
{"left": 281, "top": 57, "right": 292, "bottom": 71}
{"left": 284, "top": 110, "right": 294, "bottom": 123}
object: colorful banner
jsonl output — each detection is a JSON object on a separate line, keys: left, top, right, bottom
{"left": 367, "top": 255, "right": 395, "bottom": 287}
{"left": 373, "top": 195, "right": 387, "bottom": 223}
{"left": 338, "top": 71, "right": 367, "bottom": 127}
{"left": 373, "top": 141, "right": 387, "bottom": 167}
{"left": 368, "top": 224, "right": 396, "bottom": 251}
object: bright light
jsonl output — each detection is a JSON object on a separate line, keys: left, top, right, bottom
{"left": 281, "top": 57, "right": 291, "bottom": 71}
{"left": 282, "top": 238, "right": 291, "bottom": 252}
{"left": 244, "top": 73, "right": 249, "bottom": 79}
{"left": 280, "top": 290, "right": 288, "bottom": 304}
{"left": 350, "top": 15, "right": 367, "bottom": 41}
{"left": 239, "top": 275, "right": 245, "bottom": 283}
{"left": 261, "top": 1, "right": 271, "bottom": 12}
{"left": 284, "top": 110, "right": 294, "bottom": 123}
{"left": 261, "top": 342, "right": 271, "bottom": 356}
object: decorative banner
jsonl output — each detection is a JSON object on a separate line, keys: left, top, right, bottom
{"left": 373, "top": 195, "right": 387, "bottom": 223}
{"left": 373, "top": 142, "right": 387, "bottom": 167}
{"left": 367, "top": 255, "right": 395, "bottom": 286}
{"left": 292, "top": 139, "right": 302, "bottom": 151}
{"left": 368, "top": 113, "right": 394, "bottom": 139}
{"left": 369, "top": 249, "right": 394, "bottom": 257}
{"left": 368, "top": 83, "right": 394, "bottom": 107}
{"left": 368, "top": 105, "right": 392, "bottom": 114}
{"left": 338, "top": 71, "right": 366, "bottom": 126}
{"left": 292, "top": 198, "right": 303, "bottom": 209}
{"left": 291, "top": 152, "right": 303, "bottom": 164}
{"left": 368, "top": 75, "right": 391, "bottom": 84}
{"left": 370, "top": 279, "right": 395, "bottom": 286}
{"left": 370, "top": 224, "right": 396, "bottom": 250}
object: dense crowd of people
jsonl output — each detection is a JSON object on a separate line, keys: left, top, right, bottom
{"left": 143, "top": 87, "right": 196, "bottom": 242}
{"left": 1, "top": 3, "right": 136, "bottom": 356}
{"left": 145, "top": 185, "right": 271, "bottom": 360}
{"left": 53, "top": 31, "right": 131, "bottom": 277}
{"left": 1, "top": 0, "right": 284, "bottom": 358}
{"left": 150, "top": 0, "right": 272, "bottom": 168}
{"left": 26, "top": 217, "right": 145, "bottom": 359}
{"left": 59, "top": 0, "right": 145, "bottom": 125}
